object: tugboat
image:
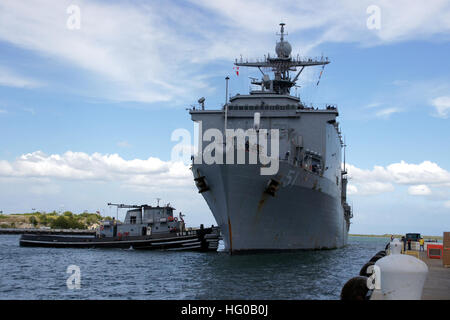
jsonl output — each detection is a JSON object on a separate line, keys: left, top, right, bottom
{"left": 19, "top": 203, "right": 220, "bottom": 251}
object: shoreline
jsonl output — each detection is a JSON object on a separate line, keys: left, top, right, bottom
{"left": 350, "top": 234, "right": 443, "bottom": 240}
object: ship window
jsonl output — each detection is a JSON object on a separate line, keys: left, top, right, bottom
{"left": 249, "top": 106, "right": 254, "bottom": 110}
{"left": 130, "top": 216, "right": 136, "bottom": 224}
{"left": 239, "top": 106, "right": 243, "bottom": 110}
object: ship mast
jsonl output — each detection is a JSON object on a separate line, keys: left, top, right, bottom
{"left": 234, "top": 23, "right": 330, "bottom": 95}
{"left": 108, "top": 203, "right": 146, "bottom": 221}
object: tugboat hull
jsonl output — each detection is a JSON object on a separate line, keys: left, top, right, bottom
{"left": 19, "top": 227, "right": 219, "bottom": 252}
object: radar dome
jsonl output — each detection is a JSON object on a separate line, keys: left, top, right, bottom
{"left": 275, "top": 40, "right": 292, "bottom": 58}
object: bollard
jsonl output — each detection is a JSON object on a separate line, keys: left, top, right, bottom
{"left": 375, "top": 254, "right": 428, "bottom": 300}
{"left": 389, "top": 238, "right": 402, "bottom": 255}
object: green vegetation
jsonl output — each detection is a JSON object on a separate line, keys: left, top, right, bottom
{"left": 0, "top": 211, "right": 106, "bottom": 230}
{"left": 49, "top": 215, "right": 84, "bottom": 229}
{"left": 28, "top": 216, "right": 38, "bottom": 227}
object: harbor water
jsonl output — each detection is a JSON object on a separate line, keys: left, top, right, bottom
{"left": 0, "top": 234, "right": 389, "bottom": 300}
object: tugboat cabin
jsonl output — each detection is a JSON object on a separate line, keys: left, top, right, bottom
{"left": 97, "top": 204, "right": 185, "bottom": 238}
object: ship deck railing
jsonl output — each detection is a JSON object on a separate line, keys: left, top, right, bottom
{"left": 189, "top": 103, "right": 338, "bottom": 113}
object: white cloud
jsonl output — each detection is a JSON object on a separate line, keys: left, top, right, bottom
{"left": 0, "top": 109, "right": 7, "bottom": 114}
{"left": 1, "top": 1, "right": 450, "bottom": 103}
{"left": 386, "top": 161, "right": 450, "bottom": 185}
{"left": 0, "top": 151, "right": 192, "bottom": 189}
{"left": 375, "top": 107, "right": 402, "bottom": 118}
{"left": 431, "top": 96, "right": 450, "bottom": 118}
{"left": 351, "top": 80, "right": 450, "bottom": 122}
{"left": 444, "top": 200, "right": 450, "bottom": 209}
{"left": 0, "top": 66, "right": 41, "bottom": 88}
{"left": 193, "top": 0, "right": 450, "bottom": 45}
{"left": 408, "top": 184, "right": 432, "bottom": 196}
{"left": 0, "top": 1, "right": 215, "bottom": 103}
{"left": 347, "top": 160, "right": 450, "bottom": 195}
{"left": 347, "top": 184, "right": 358, "bottom": 195}
{"left": 364, "top": 102, "right": 382, "bottom": 109}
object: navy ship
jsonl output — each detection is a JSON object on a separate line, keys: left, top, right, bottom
{"left": 20, "top": 203, "right": 220, "bottom": 251}
{"left": 189, "top": 23, "right": 352, "bottom": 252}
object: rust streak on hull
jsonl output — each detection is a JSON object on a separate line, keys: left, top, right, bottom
{"left": 228, "top": 216, "right": 233, "bottom": 254}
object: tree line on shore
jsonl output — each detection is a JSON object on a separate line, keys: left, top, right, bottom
{"left": 0, "top": 211, "right": 114, "bottom": 230}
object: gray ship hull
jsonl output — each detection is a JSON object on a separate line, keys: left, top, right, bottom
{"left": 193, "top": 161, "right": 348, "bottom": 252}
{"left": 189, "top": 23, "right": 352, "bottom": 252}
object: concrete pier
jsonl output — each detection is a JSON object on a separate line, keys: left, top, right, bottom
{"left": 420, "top": 251, "right": 450, "bottom": 300}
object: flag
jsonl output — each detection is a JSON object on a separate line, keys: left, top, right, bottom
{"left": 316, "top": 65, "right": 325, "bottom": 86}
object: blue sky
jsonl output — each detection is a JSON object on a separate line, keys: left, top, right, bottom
{"left": 0, "top": 0, "right": 449, "bottom": 235}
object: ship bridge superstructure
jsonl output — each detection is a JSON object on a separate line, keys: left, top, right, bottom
{"left": 190, "top": 23, "right": 344, "bottom": 161}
